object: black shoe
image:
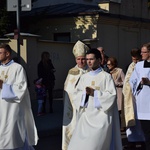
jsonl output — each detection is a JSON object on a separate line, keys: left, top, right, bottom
{"left": 49, "top": 109, "right": 53, "bottom": 113}
{"left": 123, "top": 143, "right": 136, "bottom": 150}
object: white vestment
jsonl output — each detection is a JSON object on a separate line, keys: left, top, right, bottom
{"left": 62, "top": 65, "right": 88, "bottom": 150}
{"left": 68, "top": 68, "right": 122, "bottom": 150}
{"left": 0, "top": 60, "right": 38, "bottom": 150}
{"left": 123, "top": 62, "right": 145, "bottom": 142}
{"left": 130, "top": 61, "right": 150, "bottom": 120}
{"left": 123, "top": 62, "right": 136, "bottom": 127}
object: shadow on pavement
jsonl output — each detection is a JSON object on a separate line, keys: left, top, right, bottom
{"left": 31, "top": 99, "right": 63, "bottom": 150}
{"left": 31, "top": 99, "right": 145, "bottom": 150}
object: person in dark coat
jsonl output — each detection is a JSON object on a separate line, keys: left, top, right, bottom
{"left": 38, "top": 51, "right": 55, "bottom": 113}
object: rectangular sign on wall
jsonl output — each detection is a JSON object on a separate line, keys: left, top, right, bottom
{"left": 7, "top": 0, "right": 31, "bottom": 11}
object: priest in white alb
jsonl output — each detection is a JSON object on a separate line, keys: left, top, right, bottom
{"left": 68, "top": 48, "right": 122, "bottom": 150}
{"left": 0, "top": 43, "right": 38, "bottom": 150}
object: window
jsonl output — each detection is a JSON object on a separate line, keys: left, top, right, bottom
{"left": 54, "top": 32, "right": 70, "bottom": 42}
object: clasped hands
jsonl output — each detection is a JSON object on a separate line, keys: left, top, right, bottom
{"left": 86, "top": 87, "right": 94, "bottom": 96}
{"left": 141, "top": 77, "right": 150, "bottom": 86}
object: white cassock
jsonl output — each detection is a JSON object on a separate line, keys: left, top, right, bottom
{"left": 68, "top": 67, "right": 122, "bottom": 150}
{"left": 62, "top": 65, "right": 88, "bottom": 150}
{"left": 0, "top": 60, "right": 38, "bottom": 150}
{"left": 130, "top": 61, "right": 150, "bottom": 120}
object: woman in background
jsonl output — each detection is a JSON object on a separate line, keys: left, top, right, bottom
{"left": 38, "top": 51, "right": 56, "bottom": 113}
{"left": 107, "top": 57, "right": 125, "bottom": 130}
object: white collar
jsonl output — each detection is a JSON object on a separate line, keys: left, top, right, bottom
{"left": 89, "top": 67, "right": 102, "bottom": 76}
{"left": 1, "top": 60, "right": 14, "bottom": 67}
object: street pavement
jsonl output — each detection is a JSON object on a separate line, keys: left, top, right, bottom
{"left": 32, "top": 98, "right": 63, "bottom": 150}
{"left": 31, "top": 99, "right": 144, "bottom": 150}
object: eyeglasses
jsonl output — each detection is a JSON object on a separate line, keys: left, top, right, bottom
{"left": 141, "top": 51, "right": 149, "bottom": 54}
{"left": 107, "top": 63, "right": 111, "bottom": 66}
{"left": 0, "top": 52, "right": 6, "bottom": 54}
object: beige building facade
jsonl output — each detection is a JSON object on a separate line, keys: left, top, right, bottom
{"left": 0, "top": 36, "right": 75, "bottom": 99}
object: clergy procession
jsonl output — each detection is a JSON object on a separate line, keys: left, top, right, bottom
{"left": 62, "top": 41, "right": 150, "bottom": 150}
{"left": 0, "top": 41, "right": 150, "bottom": 150}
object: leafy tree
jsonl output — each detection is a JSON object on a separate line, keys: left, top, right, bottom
{"left": 0, "top": 0, "right": 10, "bottom": 37}
{"left": 0, "top": 0, "right": 37, "bottom": 37}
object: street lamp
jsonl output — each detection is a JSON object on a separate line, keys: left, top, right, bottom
{"left": 7, "top": 0, "right": 31, "bottom": 63}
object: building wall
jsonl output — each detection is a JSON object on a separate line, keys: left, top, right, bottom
{"left": 1, "top": 38, "right": 75, "bottom": 99}
{"left": 30, "top": 40, "right": 75, "bottom": 99}
{"left": 36, "top": 41, "right": 75, "bottom": 91}
{"left": 98, "top": 24, "right": 141, "bottom": 71}
{"left": 27, "top": 12, "right": 150, "bottom": 72}
{"left": 97, "top": 16, "right": 150, "bottom": 72}
{"left": 110, "top": 0, "right": 150, "bottom": 19}
{"left": 32, "top": 0, "right": 150, "bottom": 20}
{"left": 33, "top": 0, "right": 100, "bottom": 8}
{"left": 29, "top": 3, "right": 150, "bottom": 38}
{"left": 29, "top": 16, "right": 98, "bottom": 42}
{"left": 9, "top": 39, "right": 27, "bottom": 65}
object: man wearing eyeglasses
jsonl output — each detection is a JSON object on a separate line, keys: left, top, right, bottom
{"left": 130, "top": 42, "right": 150, "bottom": 150}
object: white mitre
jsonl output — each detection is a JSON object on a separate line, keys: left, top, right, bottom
{"left": 73, "top": 40, "right": 90, "bottom": 57}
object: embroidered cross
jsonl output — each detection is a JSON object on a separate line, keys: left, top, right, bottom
{"left": 91, "top": 81, "right": 95, "bottom": 86}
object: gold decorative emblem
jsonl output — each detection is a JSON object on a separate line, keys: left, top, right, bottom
{"left": 69, "top": 68, "right": 80, "bottom": 75}
{"left": 95, "top": 86, "right": 100, "bottom": 90}
{"left": 91, "top": 81, "right": 95, "bottom": 86}
{"left": 0, "top": 71, "right": 8, "bottom": 82}
{"left": 5, "top": 75, "right": 8, "bottom": 79}
{"left": 91, "top": 81, "right": 100, "bottom": 90}
{"left": 70, "top": 77, "right": 76, "bottom": 84}
{"left": 1, "top": 71, "right": 4, "bottom": 76}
